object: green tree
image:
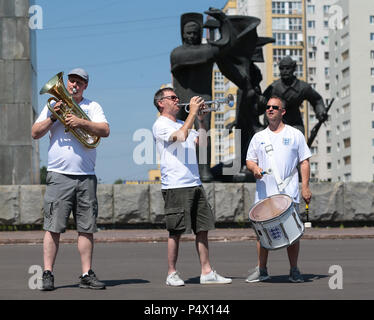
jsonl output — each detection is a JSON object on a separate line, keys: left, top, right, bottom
{"left": 114, "top": 179, "right": 123, "bottom": 184}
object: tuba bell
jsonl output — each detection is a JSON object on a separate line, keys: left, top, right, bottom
{"left": 40, "top": 72, "right": 100, "bottom": 149}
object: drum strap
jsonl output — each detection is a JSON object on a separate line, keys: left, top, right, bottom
{"left": 263, "top": 130, "right": 297, "bottom": 193}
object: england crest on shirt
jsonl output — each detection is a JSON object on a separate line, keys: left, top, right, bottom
{"left": 283, "top": 137, "right": 291, "bottom": 146}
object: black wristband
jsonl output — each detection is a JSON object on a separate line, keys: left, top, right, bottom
{"left": 50, "top": 115, "right": 57, "bottom": 122}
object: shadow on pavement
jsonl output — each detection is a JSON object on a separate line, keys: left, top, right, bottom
{"left": 263, "top": 274, "right": 328, "bottom": 283}
{"left": 56, "top": 279, "right": 150, "bottom": 289}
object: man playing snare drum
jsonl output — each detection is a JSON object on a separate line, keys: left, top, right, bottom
{"left": 246, "top": 96, "right": 312, "bottom": 283}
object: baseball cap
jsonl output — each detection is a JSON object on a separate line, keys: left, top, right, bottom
{"left": 68, "top": 68, "right": 89, "bottom": 83}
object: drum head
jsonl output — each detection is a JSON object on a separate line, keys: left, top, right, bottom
{"left": 249, "top": 194, "right": 292, "bottom": 222}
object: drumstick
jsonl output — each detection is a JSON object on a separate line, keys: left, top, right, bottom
{"left": 304, "top": 203, "right": 312, "bottom": 228}
{"left": 261, "top": 168, "right": 272, "bottom": 175}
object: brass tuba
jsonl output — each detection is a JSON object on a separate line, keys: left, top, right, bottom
{"left": 39, "top": 72, "right": 100, "bottom": 148}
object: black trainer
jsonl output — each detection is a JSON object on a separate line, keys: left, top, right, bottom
{"left": 40, "top": 270, "right": 55, "bottom": 291}
{"left": 79, "top": 269, "right": 106, "bottom": 289}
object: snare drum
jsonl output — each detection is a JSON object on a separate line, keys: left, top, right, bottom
{"left": 248, "top": 194, "right": 304, "bottom": 250}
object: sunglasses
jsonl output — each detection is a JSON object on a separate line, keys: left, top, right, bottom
{"left": 266, "top": 105, "right": 281, "bottom": 110}
{"left": 160, "top": 95, "right": 179, "bottom": 101}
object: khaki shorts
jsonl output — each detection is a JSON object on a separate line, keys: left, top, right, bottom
{"left": 43, "top": 171, "right": 98, "bottom": 233}
{"left": 162, "top": 186, "right": 215, "bottom": 235}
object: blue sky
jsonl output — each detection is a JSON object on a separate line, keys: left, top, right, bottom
{"left": 35, "top": 0, "right": 228, "bottom": 183}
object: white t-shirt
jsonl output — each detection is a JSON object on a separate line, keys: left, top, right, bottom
{"left": 35, "top": 98, "right": 108, "bottom": 175}
{"left": 246, "top": 125, "right": 311, "bottom": 203}
{"left": 152, "top": 116, "right": 201, "bottom": 189}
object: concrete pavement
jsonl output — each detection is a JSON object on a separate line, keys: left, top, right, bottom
{"left": 0, "top": 239, "right": 373, "bottom": 301}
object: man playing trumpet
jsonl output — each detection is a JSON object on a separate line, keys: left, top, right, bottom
{"left": 152, "top": 87, "right": 232, "bottom": 286}
{"left": 32, "top": 68, "right": 110, "bottom": 291}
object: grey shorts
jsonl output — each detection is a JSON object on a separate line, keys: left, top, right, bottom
{"left": 162, "top": 186, "right": 215, "bottom": 235}
{"left": 43, "top": 171, "right": 98, "bottom": 233}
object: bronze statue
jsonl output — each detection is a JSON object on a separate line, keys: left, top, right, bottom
{"left": 260, "top": 56, "right": 328, "bottom": 133}
{"left": 170, "top": 8, "right": 276, "bottom": 182}
{"left": 205, "top": 15, "right": 274, "bottom": 177}
{"left": 170, "top": 8, "right": 234, "bottom": 182}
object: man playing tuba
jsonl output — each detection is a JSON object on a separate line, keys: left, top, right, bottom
{"left": 32, "top": 68, "right": 110, "bottom": 291}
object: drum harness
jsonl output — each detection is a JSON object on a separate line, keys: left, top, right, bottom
{"left": 262, "top": 130, "right": 297, "bottom": 193}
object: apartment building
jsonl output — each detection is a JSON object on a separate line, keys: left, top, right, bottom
{"left": 329, "top": 0, "right": 374, "bottom": 182}
{"left": 304, "top": 0, "right": 335, "bottom": 182}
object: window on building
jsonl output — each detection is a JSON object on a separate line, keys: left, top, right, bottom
{"left": 342, "top": 120, "right": 350, "bottom": 130}
{"left": 215, "top": 92, "right": 224, "bottom": 99}
{"left": 372, "top": 85, "right": 374, "bottom": 94}
{"left": 289, "top": 33, "right": 299, "bottom": 45}
{"left": 342, "top": 16, "right": 349, "bottom": 27}
{"left": 371, "top": 68, "right": 374, "bottom": 77}
{"left": 289, "top": 18, "right": 302, "bottom": 30}
{"left": 326, "top": 130, "right": 331, "bottom": 142}
{"left": 272, "top": 2, "right": 286, "bottom": 14}
{"left": 327, "top": 162, "right": 332, "bottom": 170}
{"left": 325, "top": 83, "right": 330, "bottom": 90}
{"left": 343, "top": 138, "right": 351, "bottom": 148}
{"left": 371, "top": 103, "right": 374, "bottom": 112}
{"left": 371, "top": 33, "right": 374, "bottom": 41}
{"left": 311, "top": 162, "right": 318, "bottom": 172}
{"left": 307, "top": 21, "right": 315, "bottom": 29}
{"left": 323, "top": 5, "right": 330, "bottom": 15}
{"left": 324, "top": 51, "right": 329, "bottom": 60}
{"left": 341, "top": 85, "right": 350, "bottom": 98}
{"left": 308, "top": 36, "right": 316, "bottom": 46}
{"left": 343, "top": 156, "right": 351, "bottom": 165}
{"left": 327, "top": 146, "right": 331, "bottom": 153}
{"left": 307, "top": 5, "right": 315, "bottom": 14}
{"left": 343, "top": 103, "right": 350, "bottom": 113}
{"left": 308, "top": 67, "right": 316, "bottom": 75}
{"left": 342, "top": 67, "right": 349, "bottom": 78}
{"left": 273, "top": 18, "right": 302, "bottom": 31}
{"left": 341, "top": 32, "right": 349, "bottom": 44}
{"left": 370, "top": 16, "right": 374, "bottom": 24}
{"left": 371, "top": 50, "right": 374, "bottom": 59}
{"left": 214, "top": 71, "right": 224, "bottom": 91}
{"left": 341, "top": 50, "right": 349, "bottom": 61}
{"left": 215, "top": 113, "right": 224, "bottom": 123}
{"left": 273, "top": 33, "right": 286, "bottom": 45}
{"left": 325, "top": 67, "right": 330, "bottom": 78}
{"left": 289, "top": 1, "right": 302, "bottom": 14}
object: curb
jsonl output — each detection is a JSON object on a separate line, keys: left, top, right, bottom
{"left": 1, "top": 230, "right": 374, "bottom": 245}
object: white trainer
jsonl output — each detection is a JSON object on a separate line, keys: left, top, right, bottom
{"left": 200, "top": 270, "right": 232, "bottom": 284}
{"left": 166, "top": 271, "right": 185, "bottom": 287}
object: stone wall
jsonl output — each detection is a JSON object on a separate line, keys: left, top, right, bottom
{"left": 0, "top": 0, "right": 40, "bottom": 185}
{"left": 0, "top": 182, "right": 373, "bottom": 226}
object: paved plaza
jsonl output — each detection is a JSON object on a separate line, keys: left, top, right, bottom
{"left": 0, "top": 232, "right": 373, "bottom": 303}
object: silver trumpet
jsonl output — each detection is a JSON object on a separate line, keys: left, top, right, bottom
{"left": 180, "top": 94, "right": 234, "bottom": 114}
